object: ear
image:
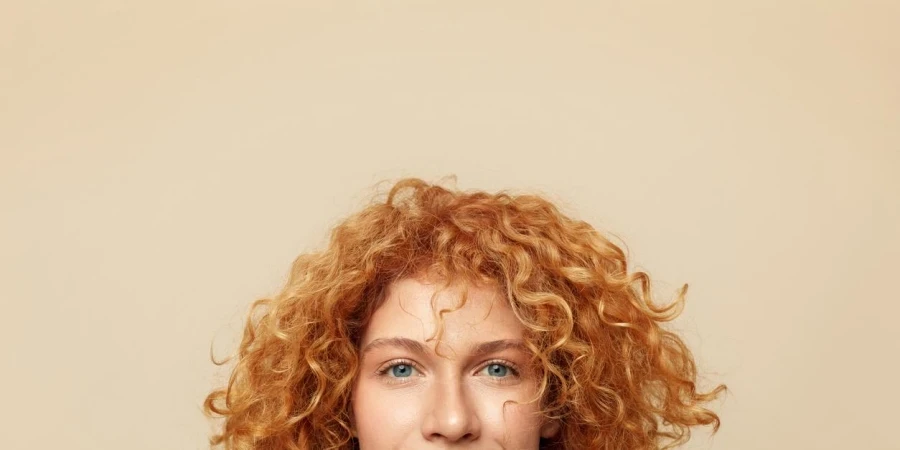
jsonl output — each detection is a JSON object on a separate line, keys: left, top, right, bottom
{"left": 540, "top": 419, "right": 560, "bottom": 439}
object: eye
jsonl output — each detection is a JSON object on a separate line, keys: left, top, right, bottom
{"left": 389, "top": 363, "right": 416, "bottom": 378}
{"left": 479, "top": 362, "right": 515, "bottom": 377}
{"left": 375, "top": 360, "right": 424, "bottom": 385}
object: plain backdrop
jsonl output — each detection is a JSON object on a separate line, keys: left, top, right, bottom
{"left": 1, "top": 1, "right": 898, "bottom": 449}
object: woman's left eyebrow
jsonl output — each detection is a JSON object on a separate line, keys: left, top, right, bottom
{"left": 470, "top": 339, "right": 529, "bottom": 357}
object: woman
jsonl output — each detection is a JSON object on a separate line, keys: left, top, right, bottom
{"left": 204, "top": 178, "right": 725, "bottom": 449}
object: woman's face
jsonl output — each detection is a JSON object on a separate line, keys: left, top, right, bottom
{"left": 351, "top": 277, "right": 559, "bottom": 449}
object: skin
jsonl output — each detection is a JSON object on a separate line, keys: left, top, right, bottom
{"left": 350, "top": 276, "right": 559, "bottom": 449}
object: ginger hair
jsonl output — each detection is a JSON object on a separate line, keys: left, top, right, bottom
{"left": 203, "top": 177, "right": 725, "bottom": 449}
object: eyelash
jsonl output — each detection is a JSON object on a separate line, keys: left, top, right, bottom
{"left": 375, "top": 359, "right": 521, "bottom": 385}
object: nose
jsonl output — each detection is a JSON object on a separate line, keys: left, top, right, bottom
{"left": 421, "top": 378, "right": 481, "bottom": 442}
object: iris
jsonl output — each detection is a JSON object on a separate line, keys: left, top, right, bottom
{"left": 485, "top": 363, "right": 509, "bottom": 377}
{"left": 391, "top": 364, "right": 413, "bottom": 377}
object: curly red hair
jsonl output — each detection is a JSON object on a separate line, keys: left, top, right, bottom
{"left": 203, "top": 178, "right": 725, "bottom": 449}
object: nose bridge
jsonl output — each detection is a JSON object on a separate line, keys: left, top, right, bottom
{"left": 422, "top": 373, "right": 481, "bottom": 441}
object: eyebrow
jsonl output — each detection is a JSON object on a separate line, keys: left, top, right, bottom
{"left": 360, "top": 337, "right": 529, "bottom": 359}
{"left": 361, "top": 337, "right": 429, "bottom": 357}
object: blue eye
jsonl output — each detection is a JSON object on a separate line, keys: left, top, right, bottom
{"left": 483, "top": 363, "right": 510, "bottom": 377}
{"left": 390, "top": 364, "right": 415, "bottom": 378}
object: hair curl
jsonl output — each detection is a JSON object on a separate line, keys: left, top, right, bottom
{"left": 203, "top": 177, "right": 725, "bottom": 450}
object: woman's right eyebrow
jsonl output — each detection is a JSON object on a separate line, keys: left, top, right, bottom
{"left": 360, "top": 337, "right": 429, "bottom": 357}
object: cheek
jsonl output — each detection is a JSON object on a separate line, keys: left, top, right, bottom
{"left": 351, "top": 380, "right": 422, "bottom": 444}
{"left": 474, "top": 388, "right": 546, "bottom": 444}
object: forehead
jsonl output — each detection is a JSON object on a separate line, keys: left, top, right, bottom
{"left": 361, "top": 277, "right": 526, "bottom": 345}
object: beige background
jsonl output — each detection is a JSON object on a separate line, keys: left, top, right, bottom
{"left": 2, "top": 1, "right": 898, "bottom": 449}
